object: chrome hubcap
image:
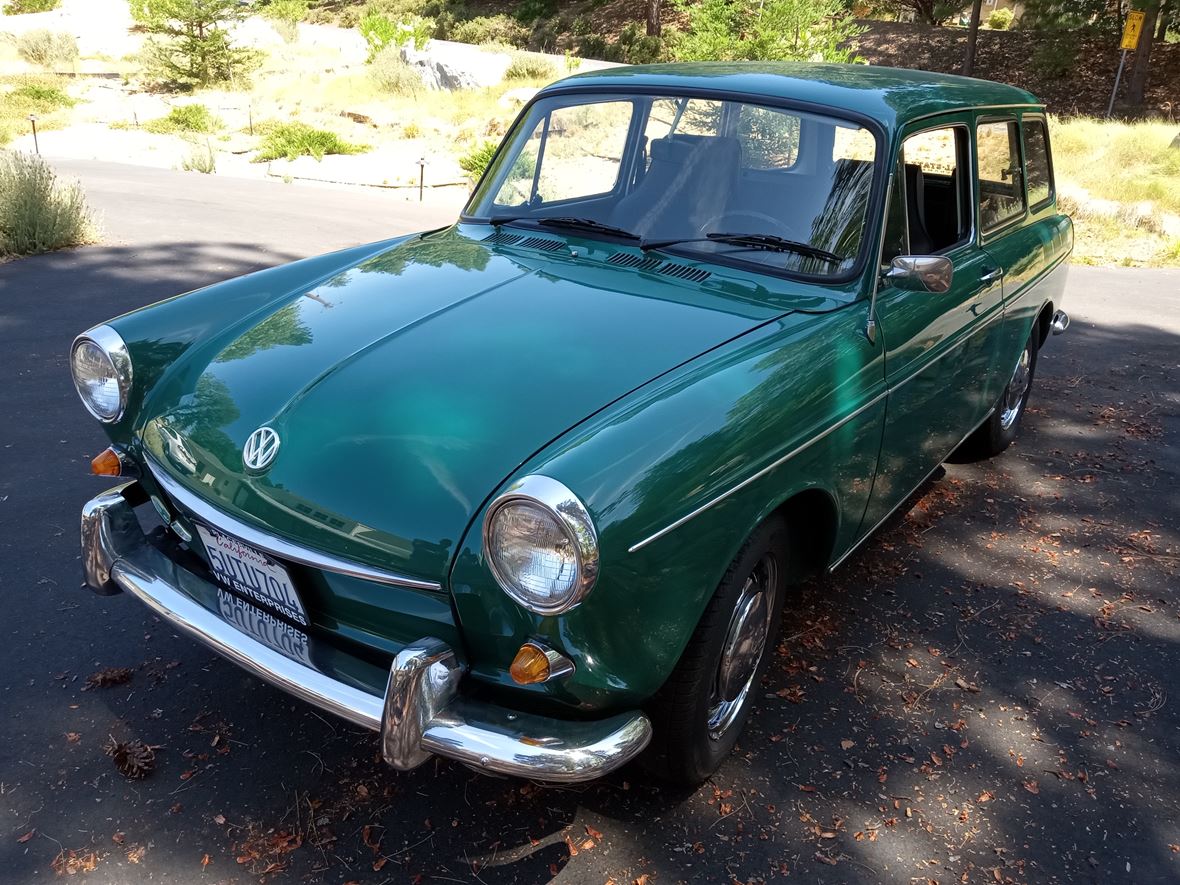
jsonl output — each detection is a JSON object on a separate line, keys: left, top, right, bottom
{"left": 707, "top": 555, "right": 777, "bottom": 741}
{"left": 999, "top": 342, "right": 1032, "bottom": 431}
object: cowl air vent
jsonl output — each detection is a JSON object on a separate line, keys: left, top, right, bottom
{"left": 607, "top": 252, "right": 663, "bottom": 271}
{"left": 516, "top": 236, "right": 567, "bottom": 253}
{"left": 607, "top": 252, "right": 712, "bottom": 284}
{"left": 482, "top": 230, "right": 523, "bottom": 246}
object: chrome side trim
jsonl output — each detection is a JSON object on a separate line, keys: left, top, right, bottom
{"left": 146, "top": 458, "right": 442, "bottom": 592}
{"left": 628, "top": 388, "right": 889, "bottom": 553}
{"left": 81, "top": 485, "right": 651, "bottom": 782}
{"left": 628, "top": 302, "right": 1006, "bottom": 554}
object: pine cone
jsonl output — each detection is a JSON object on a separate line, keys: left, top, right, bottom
{"left": 104, "top": 738, "right": 156, "bottom": 779}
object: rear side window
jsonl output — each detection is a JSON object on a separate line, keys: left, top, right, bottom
{"left": 976, "top": 120, "right": 1026, "bottom": 232}
{"left": 1022, "top": 118, "right": 1054, "bottom": 209}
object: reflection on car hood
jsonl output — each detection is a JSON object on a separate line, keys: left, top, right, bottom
{"left": 140, "top": 228, "right": 798, "bottom": 585}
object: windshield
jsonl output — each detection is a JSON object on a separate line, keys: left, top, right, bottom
{"left": 465, "top": 92, "right": 880, "bottom": 278}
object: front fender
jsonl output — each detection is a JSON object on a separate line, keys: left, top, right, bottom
{"left": 449, "top": 303, "right": 885, "bottom": 714}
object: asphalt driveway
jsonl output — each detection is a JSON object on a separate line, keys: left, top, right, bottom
{"left": 1, "top": 161, "right": 1177, "bottom": 884}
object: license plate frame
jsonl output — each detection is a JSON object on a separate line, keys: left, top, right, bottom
{"left": 196, "top": 523, "right": 309, "bottom": 627}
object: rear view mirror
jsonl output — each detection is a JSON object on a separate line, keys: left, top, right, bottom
{"left": 882, "top": 255, "right": 954, "bottom": 294}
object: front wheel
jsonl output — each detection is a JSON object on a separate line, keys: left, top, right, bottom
{"left": 642, "top": 518, "right": 788, "bottom": 785}
{"left": 960, "top": 329, "right": 1038, "bottom": 460}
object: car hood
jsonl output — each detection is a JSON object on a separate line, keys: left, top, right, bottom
{"left": 140, "top": 227, "right": 800, "bottom": 585}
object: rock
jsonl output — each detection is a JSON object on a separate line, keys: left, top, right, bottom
{"left": 341, "top": 111, "right": 375, "bottom": 126}
{"left": 400, "top": 40, "right": 511, "bottom": 91}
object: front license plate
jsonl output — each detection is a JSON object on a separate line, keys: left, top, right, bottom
{"left": 216, "top": 590, "right": 313, "bottom": 667}
{"left": 196, "top": 524, "right": 309, "bottom": 627}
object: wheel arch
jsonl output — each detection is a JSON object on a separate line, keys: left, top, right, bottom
{"left": 759, "top": 485, "right": 841, "bottom": 583}
{"left": 1035, "top": 299, "right": 1055, "bottom": 348}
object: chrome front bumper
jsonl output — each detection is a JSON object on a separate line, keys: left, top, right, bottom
{"left": 81, "top": 483, "right": 652, "bottom": 783}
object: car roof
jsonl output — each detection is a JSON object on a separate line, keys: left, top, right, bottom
{"left": 548, "top": 62, "right": 1042, "bottom": 128}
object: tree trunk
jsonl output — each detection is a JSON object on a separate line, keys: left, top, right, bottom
{"left": 646, "top": 0, "right": 662, "bottom": 37}
{"left": 1127, "top": 1, "right": 1161, "bottom": 108}
{"left": 1155, "top": 0, "right": 1171, "bottom": 39}
{"left": 963, "top": 0, "right": 984, "bottom": 76}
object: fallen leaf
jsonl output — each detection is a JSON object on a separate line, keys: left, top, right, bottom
{"left": 212, "top": 814, "right": 226, "bottom": 826}
{"left": 585, "top": 824, "right": 604, "bottom": 841}
{"left": 840, "top": 740, "right": 855, "bottom": 751}
{"left": 372, "top": 857, "right": 388, "bottom": 872}
{"left": 978, "top": 790, "right": 995, "bottom": 803}
{"left": 201, "top": 853, "right": 211, "bottom": 869}
{"left": 955, "top": 677, "right": 980, "bottom": 693}
{"left": 16, "top": 830, "right": 35, "bottom": 844}
{"left": 126, "top": 845, "right": 146, "bottom": 864}
{"left": 65, "top": 733, "right": 81, "bottom": 744}
{"left": 814, "top": 851, "right": 839, "bottom": 865}
{"left": 799, "top": 784, "right": 817, "bottom": 793}
{"left": 84, "top": 667, "right": 133, "bottom": 690}
{"left": 179, "top": 769, "right": 197, "bottom": 781}
{"left": 1024, "top": 780, "right": 1040, "bottom": 795}
{"left": 111, "top": 833, "right": 125, "bottom": 845}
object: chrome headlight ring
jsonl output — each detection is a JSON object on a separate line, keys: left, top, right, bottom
{"left": 482, "top": 475, "right": 600, "bottom": 616}
{"left": 71, "top": 324, "right": 133, "bottom": 423}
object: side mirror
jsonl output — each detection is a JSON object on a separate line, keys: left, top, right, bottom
{"left": 882, "top": 255, "right": 954, "bottom": 294}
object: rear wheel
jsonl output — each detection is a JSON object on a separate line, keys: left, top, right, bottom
{"left": 958, "top": 329, "right": 1038, "bottom": 461}
{"left": 643, "top": 517, "right": 788, "bottom": 785}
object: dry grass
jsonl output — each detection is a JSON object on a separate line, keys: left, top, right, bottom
{"left": 1051, "top": 117, "right": 1180, "bottom": 267}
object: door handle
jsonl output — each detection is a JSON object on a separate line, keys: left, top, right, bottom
{"left": 980, "top": 267, "right": 1004, "bottom": 284}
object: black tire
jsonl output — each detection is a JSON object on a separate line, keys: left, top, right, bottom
{"left": 957, "top": 329, "right": 1038, "bottom": 462}
{"left": 642, "top": 517, "right": 789, "bottom": 785}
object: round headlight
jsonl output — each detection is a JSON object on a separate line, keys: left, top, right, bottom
{"left": 483, "top": 476, "right": 599, "bottom": 615}
{"left": 71, "top": 324, "right": 132, "bottom": 422}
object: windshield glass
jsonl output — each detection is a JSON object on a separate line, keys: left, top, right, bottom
{"left": 465, "top": 92, "right": 879, "bottom": 278}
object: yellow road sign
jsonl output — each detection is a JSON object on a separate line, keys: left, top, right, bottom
{"left": 1121, "top": 10, "right": 1146, "bottom": 51}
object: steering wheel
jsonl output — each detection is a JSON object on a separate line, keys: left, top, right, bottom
{"left": 702, "top": 210, "right": 793, "bottom": 238}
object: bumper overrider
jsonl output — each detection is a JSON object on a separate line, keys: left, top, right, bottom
{"left": 81, "top": 483, "right": 652, "bottom": 782}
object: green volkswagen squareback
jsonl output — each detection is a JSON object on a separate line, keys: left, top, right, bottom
{"left": 73, "top": 63, "right": 1071, "bottom": 785}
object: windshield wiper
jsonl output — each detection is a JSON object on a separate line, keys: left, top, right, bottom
{"left": 483, "top": 214, "right": 640, "bottom": 242}
{"left": 536, "top": 217, "right": 640, "bottom": 240}
{"left": 641, "top": 232, "right": 843, "bottom": 265}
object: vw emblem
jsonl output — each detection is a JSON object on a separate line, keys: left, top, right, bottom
{"left": 243, "top": 426, "right": 280, "bottom": 472}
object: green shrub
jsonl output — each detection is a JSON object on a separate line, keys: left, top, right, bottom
{"left": 143, "top": 103, "right": 222, "bottom": 134}
{"left": 504, "top": 52, "right": 556, "bottom": 80}
{"left": 986, "top": 7, "right": 1014, "bottom": 29}
{"left": 0, "top": 151, "right": 96, "bottom": 257}
{"left": 12, "top": 81, "right": 74, "bottom": 107}
{"left": 513, "top": 0, "right": 555, "bottom": 24}
{"left": 1031, "top": 35, "right": 1078, "bottom": 80}
{"left": 3, "top": 0, "right": 60, "bottom": 13}
{"left": 368, "top": 46, "right": 422, "bottom": 93}
{"left": 395, "top": 13, "right": 434, "bottom": 50}
{"left": 671, "top": 0, "right": 863, "bottom": 63}
{"left": 450, "top": 14, "right": 529, "bottom": 48}
{"left": 15, "top": 30, "right": 79, "bottom": 69}
{"left": 180, "top": 140, "right": 217, "bottom": 173}
{"left": 359, "top": 9, "right": 398, "bottom": 60}
{"left": 254, "top": 121, "right": 367, "bottom": 162}
{"left": 261, "top": 0, "right": 308, "bottom": 42}
{"left": 458, "top": 140, "right": 497, "bottom": 178}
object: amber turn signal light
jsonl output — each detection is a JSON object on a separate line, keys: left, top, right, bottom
{"left": 509, "top": 643, "right": 552, "bottom": 685}
{"left": 90, "top": 447, "right": 123, "bottom": 477}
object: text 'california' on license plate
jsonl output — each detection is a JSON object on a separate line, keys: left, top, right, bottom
{"left": 196, "top": 524, "right": 309, "bottom": 627}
